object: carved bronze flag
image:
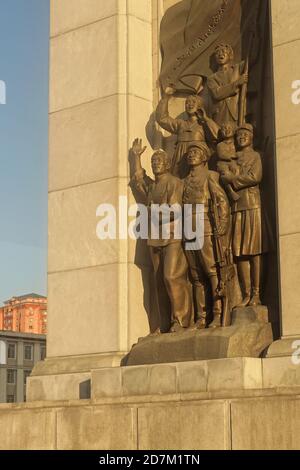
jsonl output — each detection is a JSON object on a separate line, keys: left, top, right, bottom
{"left": 159, "top": 0, "right": 266, "bottom": 95}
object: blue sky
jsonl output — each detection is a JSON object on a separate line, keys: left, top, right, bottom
{"left": 0, "top": 0, "right": 49, "bottom": 304}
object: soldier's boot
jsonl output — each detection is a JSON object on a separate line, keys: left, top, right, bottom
{"left": 193, "top": 283, "right": 207, "bottom": 329}
{"left": 249, "top": 288, "right": 262, "bottom": 306}
{"left": 237, "top": 259, "right": 251, "bottom": 307}
{"left": 149, "top": 327, "right": 162, "bottom": 337}
{"left": 249, "top": 256, "right": 261, "bottom": 306}
{"left": 169, "top": 320, "right": 185, "bottom": 333}
{"left": 237, "top": 294, "right": 251, "bottom": 307}
{"left": 208, "top": 299, "right": 222, "bottom": 329}
{"left": 194, "top": 314, "right": 207, "bottom": 330}
{"left": 208, "top": 276, "right": 222, "bottom": 328}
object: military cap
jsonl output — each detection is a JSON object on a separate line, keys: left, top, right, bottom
{"left": 237, "top": 123, "right": 254, "bottom": 134}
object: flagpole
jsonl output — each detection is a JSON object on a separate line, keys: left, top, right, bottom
{"left": 238, "top": 34, "right": 254, "bottom": 127}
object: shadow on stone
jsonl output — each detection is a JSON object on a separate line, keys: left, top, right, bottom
{"left": 79, "top": 379, "right": 91, "bottom": 399}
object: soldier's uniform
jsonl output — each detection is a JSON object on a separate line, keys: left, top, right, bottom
{"left": 183, "top": 167, "right": 230, "bottom": 326}
{"left": 131, "top": 169, "right": 192, "bottom": 332}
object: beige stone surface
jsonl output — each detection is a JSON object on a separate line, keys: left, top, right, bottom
{"left": 49, "top": 96, "right": 127, "bottom": 192}
{"left": 92, "top": 359, "right": 263, "bottom": 401}
{"left": 50, "top": 18, "right": 119, "bottom": 113}
{"left": 92, "top": 367, "right": 122, "bottom": 399}
{"left": 267, "top": 337, "right": 300, "bottom": 358}
{"left": 128, "top": 16, "right": 152, "bottom": 101}
{"left": 126, "top": 94, "right": 154, "bottom": 175}
{"left": 56, "top": 406, "right": 137, "bottom": 450}
{"left": 47, "top": 265, "right": 120, "bottom": 357}
{"left": 1, "top": 388, "right": 300, "bottom": 449}
{"left": 276, "top": 134, "right": 300, "bottom": 236}
{"left": 31, "top": 353, "right": 124, "bottom": 376}
{"left": 263, "top": 357, "right": 300, "bottom": 388}
{"left": 231, "top": 397, "right": 300, "bottom": 450}
{"left": 138, "top": 402, "right": 230, "bottom": 450}
{"left": 273, "top": 40, "right": 300, "bottom": 139}
{"left": 47, "top": 0, "right": 155, "bottom": 363}
{"left": 207, "top": 358, "right": 263, "bottom": 392}
{"left": 127, "top": 0, "right": 152, "bottom": 23}
{"left": 27, "top": 373, "right": 90, "bottom": 402}
{"left": 176, "top": 361, "right": 208, "bottom": 394}
{"left": 279, "top": 233, "right": 300, "bottom": 336}
{"left": 123, "top": 363, "right": 177, "bottom": 396}
{"left": 0, "top": 409, "right": 56, "bottom": 450}
{"left": 48, "top": 178, "right": 129, "bottom": 273}
{"left": 271, "top": 0, "right": 300, "bottom": 47}
{"left": 50, "top": 0, "right": 119, "bottom": 37}
{"left": 122, "top": 365, "right": 152, "bottom": 397}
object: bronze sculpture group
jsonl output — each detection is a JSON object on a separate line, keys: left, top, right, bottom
{"left": 130, "top": 43, "right": 268, "bottom": 334}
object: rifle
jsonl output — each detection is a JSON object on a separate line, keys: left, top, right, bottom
{"left": 210, "top": 192, "right": 235, "bottom": 327}
{"left": 238, "top": 34, "right": 254, "bottom": 127}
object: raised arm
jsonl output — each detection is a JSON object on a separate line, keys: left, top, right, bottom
{"left": 130, "top": 138, "right": 153, "bottom": 200}
{"left": 156, "top": 89, "right": 181, "bottom": 135}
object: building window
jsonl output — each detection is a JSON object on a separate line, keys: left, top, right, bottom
{"left": 7, "top": 369, "right": 16, "bottom": 384}
{"left": 24, "top": 344, "right": 33, "bottom": 361}
{"left": 7, "top": 343, "right": 16, "bottom": 359}
{"left": 40, "top": 346, "right": 46, "bottom": 361}
{"left": 24, "top": 370, "right": 31, "bottom": 385}
{"left": 6, "top": 394, "right": 15, "bottom": 403}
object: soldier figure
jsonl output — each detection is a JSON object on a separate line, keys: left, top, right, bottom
{"left": 183, "top": 142, "right": 231, "bottom": 328}
{"left": 207, "top": 44, "right": 248, "bottom": 126}
{"left": 156, "top": 87, "right": 219, "bottom": 178}
{"left": 130, "top": 139, "right": 192, "bottom": 333}
{"left": 220, "top": 124, "right": 265, "bottom": 306}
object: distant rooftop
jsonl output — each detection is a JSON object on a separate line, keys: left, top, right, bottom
{"left": 0, "top": 330, "right": 46, "bottom": 340}
{"left": 3, "top": 293, "right": 47, "bottom": 305}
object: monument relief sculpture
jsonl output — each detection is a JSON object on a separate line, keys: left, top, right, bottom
{"left": 124, "top": 0, "right": 275, "bottom": 366}
{"left": 182, "top": 142, "right": 231, "bottom": 329}
{"left": 207, "top": 43, "right": 248, "bottom": 126}
{"left": 155, "top": 87, "right": 219, "bottom": 178}
{"left": 220, "top": 123, "right": 267, "bottom": 307}
{"left": 216, "top": 121, "right": 240, "bottom": 204}
{"left": 130, "top": 139, "right": 192, "bottom": 334}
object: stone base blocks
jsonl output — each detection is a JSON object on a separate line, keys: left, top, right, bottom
{"left": 92, "top": 358, "right": 263, "bottom": 399}
{"left": 28, "top": 354, "right": 300, "bottom": 402}
{"left": 1, "top": 385, "right": 300, "bottom": 450}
